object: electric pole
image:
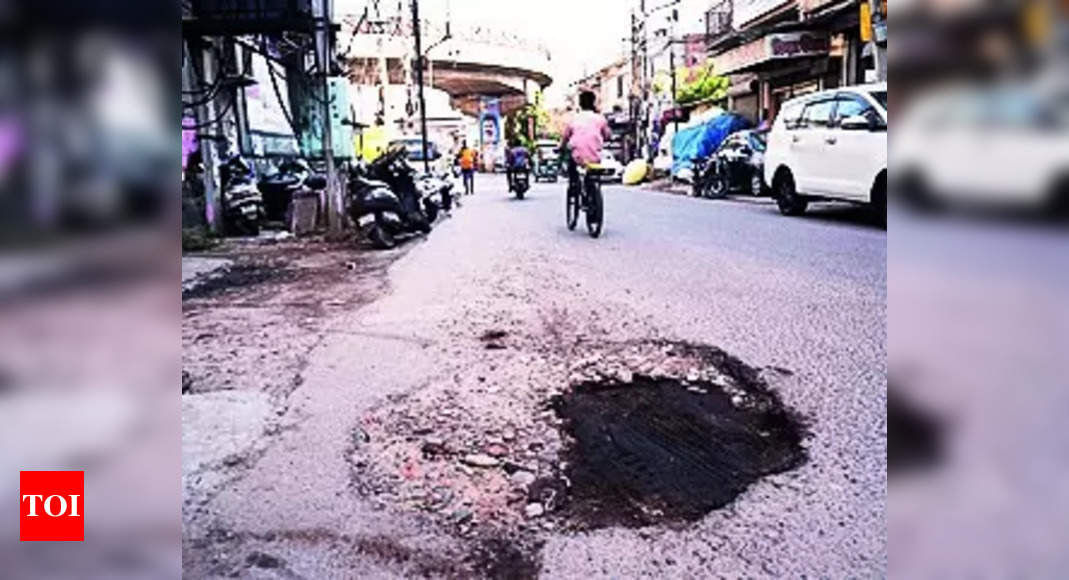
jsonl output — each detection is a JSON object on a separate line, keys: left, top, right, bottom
{"left": 411, "top": 0, "right": 430, "bottom": 174}
{"left": 314, "top": 0, "right": 343, "bottom": 236}
{"left": 193, "top": 39, "right": 223, "bottom": 233}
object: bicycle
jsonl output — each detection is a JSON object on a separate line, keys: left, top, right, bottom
{"left": 565, "top": 162, "right": 606, "bottom": 238}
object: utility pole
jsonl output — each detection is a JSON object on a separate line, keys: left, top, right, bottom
{"left": 314, "top": 0, "right": 343, "bottom": 236}
{"left": 669, "top": 7, "right": 679, "bottom": 133}
{"left": 411, "top": 0, "right": 430, "bottom": 174}
{"left": 194, "top": 39, "right": 223, "bottom": 233}
{"left": 669, "top": 42, "right": 677, "bottom": 130}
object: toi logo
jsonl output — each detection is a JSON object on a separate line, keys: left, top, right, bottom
{"left": 19, "top": 471, "right": 84, "bottom": 541}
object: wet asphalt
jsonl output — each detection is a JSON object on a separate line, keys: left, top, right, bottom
{"left": 186, "top": 174, "right": 886, "bottom": 578}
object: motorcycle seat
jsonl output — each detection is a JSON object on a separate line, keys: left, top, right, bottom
{"left": 352, "top": 176, "right": 391, "bottom": 190}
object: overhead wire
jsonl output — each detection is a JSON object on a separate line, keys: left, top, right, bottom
{"left": 263, "top": 36, "right": 302, "bottom": 139}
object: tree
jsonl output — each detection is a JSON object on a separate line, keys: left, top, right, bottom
{"left": 675, "top": 63, "right": 729, "bottom": 106}
{"left": 505, "top": 90, "right": 551, "bottom": 151}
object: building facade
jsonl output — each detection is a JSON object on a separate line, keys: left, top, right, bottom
{"left": 705, "top": 0, "right": 887, "bottom": 123}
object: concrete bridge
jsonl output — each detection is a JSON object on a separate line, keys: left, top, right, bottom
{"left": 341, "top": 15, "right": 554, "bottom": 118}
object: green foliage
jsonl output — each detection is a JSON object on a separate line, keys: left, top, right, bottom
{"left": 505, "top": 91, "right": 552, "bottom": 152}
{"left": 675, "top": 63, "right": 729, "bottom": 105}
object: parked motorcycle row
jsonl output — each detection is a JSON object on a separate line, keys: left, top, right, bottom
{"left": 211, "top": 153, "right": 327, "bottom": 237}
{"left": 346, "top": 146, "right": 456, "bottom": 250}
{"left": 189, "top": 145, "right": 455, "bottom": 250}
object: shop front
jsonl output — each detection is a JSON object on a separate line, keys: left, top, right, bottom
{"left": 711, "top": 30, "right": 838, "bottom": 122}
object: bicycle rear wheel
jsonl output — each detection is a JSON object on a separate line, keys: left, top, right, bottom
{"left": 566, "top": 183, "right": 579, "bottom": 230}
{"left": 585, "top": 182, "right": 603, "bottom": 238}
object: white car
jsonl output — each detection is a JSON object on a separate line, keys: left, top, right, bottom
{"left": 894, "top": 83, "right": 1069, "bottom": 212}
{"left": 764, "top": 83, "right": 888, "bottom": 216}
{"left": 598, "top": 151, "right": 625, "bottom": 182}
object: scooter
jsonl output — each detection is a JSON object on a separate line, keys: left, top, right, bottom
{"left": 220, "top": 154, "right": 264, "bottom": 236}
{"left": 346, "top": 148, "right": 432, "bottom": 249}
{"left": 416, "top": 171, "right": 455, "bottom": 222}
{"left": 258, "top": 158, "right": 316, "bottom": 223}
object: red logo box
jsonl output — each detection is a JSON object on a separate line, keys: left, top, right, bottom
{"left": 19, "top": 471, "right": 84, "bottom": 541}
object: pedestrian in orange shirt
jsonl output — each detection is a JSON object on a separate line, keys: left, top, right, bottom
{"left": 456, "top": 141, "right": 477, "bottom": 195}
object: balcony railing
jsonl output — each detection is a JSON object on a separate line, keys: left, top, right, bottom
{"left": 705, "top": 0, "right": 733, "bottom": 41}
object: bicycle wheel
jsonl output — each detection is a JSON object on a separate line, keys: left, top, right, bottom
{"left": 566, "top": 182, "right": 579, "bottom": 230}
{"left": 585, "top": 181, "right": 603, "bottom": 238}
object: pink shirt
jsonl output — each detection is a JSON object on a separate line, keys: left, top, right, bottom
{"left": 562, "top": 111, "right": 611, "bottom": 166}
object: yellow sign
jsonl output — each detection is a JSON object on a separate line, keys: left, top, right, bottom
{"left": 860, "top": 3, "right": 873, "bottom": 42}
{"left": 361, "top": 126, "right": 389, "bottom": 161}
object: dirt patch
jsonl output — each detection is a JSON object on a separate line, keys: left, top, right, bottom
{"left": 182, "top": 238, "right": 393, "bottom": 397}
{"left": 467, "top": 536, "right": 543, "bottom": 580}
{"left": 552, "top": 372, "right": 808, "bottom": 528}
{"left": 182, "top": 262, "right": 294, "bottom": 301}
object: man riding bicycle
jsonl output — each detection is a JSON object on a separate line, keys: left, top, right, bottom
{"left": 560, "top": 90, "right": 611, "bottom": 179}
{"left": 560, "top": 89, "right": 611, "bottom": 236}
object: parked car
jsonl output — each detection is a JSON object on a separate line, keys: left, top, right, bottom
{"left": 764, "top": 83, "right": 887, "bottom": 217}
{"left": 597, "top": 150, "right": 625, "bottom": 182}
{"left": 389, "top": 137, "right": 448, "bottom": 174}
{"left": 894, "top": 82, "right": 1069, "bottom": 213}
{"left": 693, "top": 129, "right": 768, "bottom": 198}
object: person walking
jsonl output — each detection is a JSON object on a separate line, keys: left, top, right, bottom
{"left": 456, "top": 141, "right": 477, "bottom": 195}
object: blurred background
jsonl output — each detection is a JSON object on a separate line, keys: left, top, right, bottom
{"left": 890, "top": 0, "right": 1069, "bottom": 577}
{"left": 0, "top": 0, "right": 179, "bottom": 578}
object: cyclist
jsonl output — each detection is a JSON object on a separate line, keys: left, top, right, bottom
{"left": 560, "top": 90, "right": 611, "bottom": 195}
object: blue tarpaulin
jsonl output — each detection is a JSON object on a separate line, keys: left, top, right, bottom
{"left": 671, "top": 113, "right": 752, "bottom": 177}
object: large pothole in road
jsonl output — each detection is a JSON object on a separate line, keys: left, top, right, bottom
{"left": 549, "top": 342, "right": 809, "bottom": 528}
{"left": 350, "top": 339, "right": 808, "bottom": 536}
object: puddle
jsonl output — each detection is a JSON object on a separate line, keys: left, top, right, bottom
{"left": 551, "top": 361, "right": 808, "bottom": 528}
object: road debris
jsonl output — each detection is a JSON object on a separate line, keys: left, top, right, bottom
{"left": 462, "top": 453, "right": 501, "bottom": 468}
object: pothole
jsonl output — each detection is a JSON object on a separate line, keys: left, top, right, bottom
{"left": 551, "top": 372, "right": 808, "bottom": 528}
{"left": 349, "top": 340, "right": 809, "bottom": 535}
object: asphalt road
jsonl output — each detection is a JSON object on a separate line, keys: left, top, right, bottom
{"left": 183, "top": 174, "right": 886, "bottom": 578}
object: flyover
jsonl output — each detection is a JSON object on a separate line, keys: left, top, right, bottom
{"left": 340, "top": 15, "right": 554, "bottom": 118}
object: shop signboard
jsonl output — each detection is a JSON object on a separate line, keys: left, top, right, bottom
{"left": 766, "top": 32, "right": 830, "bottom": 60}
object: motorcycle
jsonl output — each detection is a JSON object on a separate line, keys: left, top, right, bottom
{"left": 508, "top": 160, "right": 531, "bottom": 199}
{"left": 258, "top": 158, "right": 316, "bottom": 223}
{"left": 220, "top": 154, "right": 264, "bottom": 236}
{"left": 415, "top": 169, "right": 457, "bottom": 222}
{"left": 346, "top": 148, "right": 433, "bottom": 249}
{"left": 692, "top": 130, "right": 768, "bottom": 199}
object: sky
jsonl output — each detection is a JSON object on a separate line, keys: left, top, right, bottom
{"left": 334, "top": 0, "right": 635, "bottom": 107}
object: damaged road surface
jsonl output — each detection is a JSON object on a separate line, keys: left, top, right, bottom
{"left": 554, "top": 370, "right": 808, "bottom": 528}
{"left": 182, "top": 177, "right": 886, "bottom": 578}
